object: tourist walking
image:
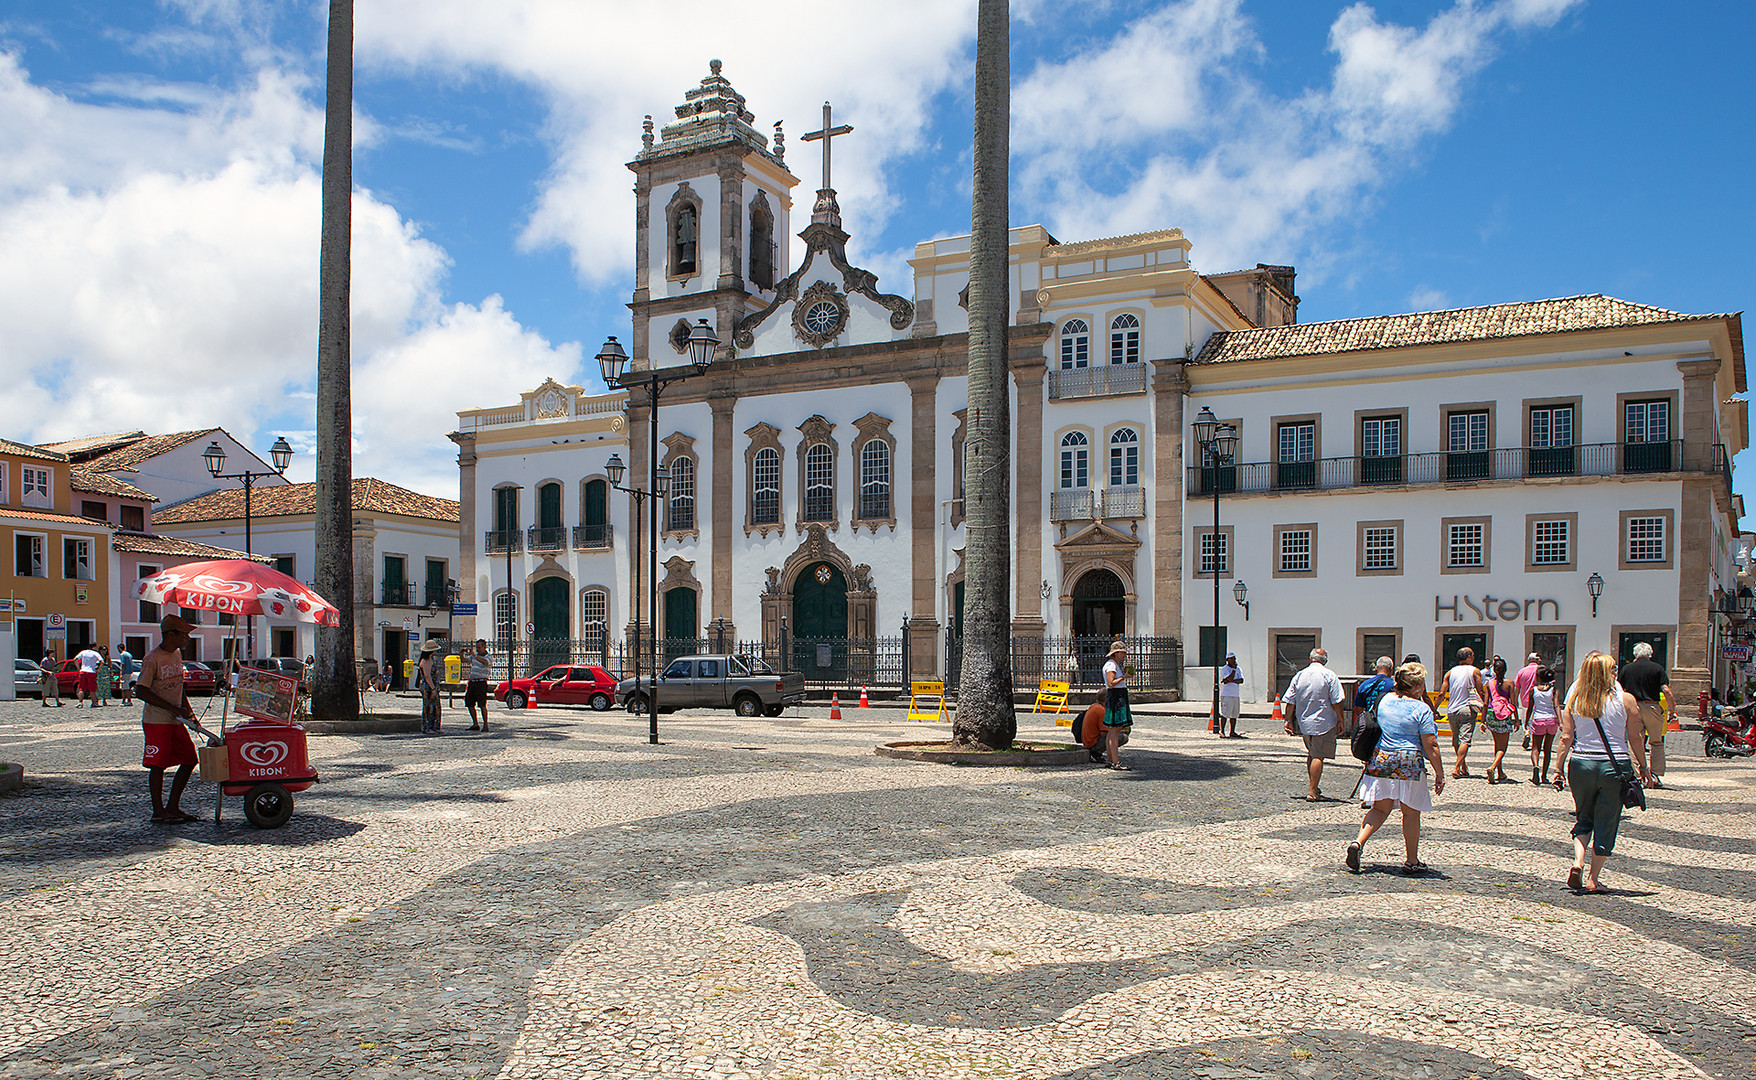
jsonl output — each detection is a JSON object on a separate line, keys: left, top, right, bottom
{"left": 1554, "top": 651, "right": 1648, "bottom": 892}
{"left": 417, "top": 640, "right": 444, "bottom": 734}
{"left": 1346, "top": 662, "right": 1445, "bottom": 875}
{"left": 116, "top": 643, "right": 137, "bottom": 704}
{"left": 1218, "top": 651, "right": 1243, "bottom": 737}
{"left": 39, "top": 650, "right": 62, "bottom": 707}
{"left": 1514, "top": 652, "right": 1540, "bottom": 752}
{"left": 1618, "top": 642, "right": 1673, "bottom": 788}
{"left": 465, "top": 639, "right": 493, "bottom": 732}
{"left": 1101, "top": 641, "right": 1133, "bottom": 770}
{"left": 1353, "top": 656, "right": 1395, "bottom": 728}
{"left": 96, "top": 646, "right": 115, "bottom": 706}
{"left": 73, "top": 645, "right": 104, "bottom": 708}
{"left": 1483, "top": 656, "right": 1519, "bottom": 783}
{"left": 1443, "top": 648, "right": 1486, "bottom": 778}
{"left": 1524, "top": 666, "right": 1561, "bottom": 784}
{"left": 1283, "top": 648, "right": 1344, "bottom": 801}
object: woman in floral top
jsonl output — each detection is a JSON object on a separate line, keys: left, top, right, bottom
{"left": 1346, "top": 662, "right": 1447, "bottom": 876}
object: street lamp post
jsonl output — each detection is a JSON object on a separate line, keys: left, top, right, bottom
{"left": 606, "top": 454, "right": 670, "bottom": 745}
{"left": 500, "top": 484, "right": 522, "bottom": 681}
{"left": 600, "top": 316, "right": 718, "bottom": 745}
{"left": 1191, "top": 407, "right": 1238, "bottom": 736}
{"left": 203, "top": 436, "right": 293, "bottom": 664}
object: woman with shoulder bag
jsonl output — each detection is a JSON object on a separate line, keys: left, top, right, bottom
{"left": 1482, "top": 656, "right": 1518, "bottom": 783}
{"left": 1553, "top": 652, "right": 1648, "bottom": 893}
{"left": 1346, "top": 662, "right": 1447, "bottom": 876}
{"left": 1524, "top": 666, "right": 1561, "bottom": 785}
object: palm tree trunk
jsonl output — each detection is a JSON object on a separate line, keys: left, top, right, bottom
{"left": 953, "top": 0, "right": 1016, "bottom": 750}
{"left": 312, "top": 0, "right": 359, "bottom": 719}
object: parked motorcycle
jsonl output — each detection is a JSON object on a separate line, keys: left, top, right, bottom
{"left": 1702, "top": 701, "right": 1756, "bottom": 758}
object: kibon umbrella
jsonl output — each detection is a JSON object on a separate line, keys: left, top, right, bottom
{"left": 133, "top": 559, "right": 340, "bottom": 626}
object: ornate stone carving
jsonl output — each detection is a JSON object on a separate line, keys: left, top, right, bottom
{"left": 792, "top": 280, "right": 849, "bottom": 348}
{"left": 851, "top": 563, "right": 873, "bottom": 592}
{"left": 763, "top": 566, "right": 781, "bottom": 595}
{"left": 733, "top": 220, "right": 913, "bottom": 349}
{"left": 535, "top": 388, "right": 567, "bottom": 419}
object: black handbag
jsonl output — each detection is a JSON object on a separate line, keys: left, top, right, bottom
{"left": 1589, "top": 714, "right": 1647, "bottom": 812}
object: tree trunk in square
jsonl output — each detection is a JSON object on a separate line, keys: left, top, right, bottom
{"left": 953, "top": 0, "right": 1016, "bottom": 750}
{"left": 313, "top": 0, "right": 359, "bottom": 719}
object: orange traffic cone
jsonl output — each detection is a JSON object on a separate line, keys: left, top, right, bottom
{"left": 1667, "top": 714, "right": 1681, "bottom": 733}
{"left": 1272, "top": 698, "right": 1284, "bottom": 724}
{"left": 829, "top": 693, "right": 843, "bottom": 720}
{"left": 1208, "top": 700, "right": 1219, "bottom": 734}
{"left": 859, "top": 686, "right": 870, "bottom": 709}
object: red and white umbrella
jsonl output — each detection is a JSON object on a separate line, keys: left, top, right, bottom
{"left": 133, "top": 559, "right": 341, "bottom": 627}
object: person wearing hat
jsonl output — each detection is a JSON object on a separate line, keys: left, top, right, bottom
{"left": 135, "top": 614, "right": 216, "bottom": 823}
{"left": 1101, "top": 641, "right": 1134, "bottom": 770}
{"left": 416, "top": 639, "right": 444, "bottom": 734}
{"left": 465, "top": 639, "right": 494, "bottom": 732}
{"left": 1218, "top": 651, "right": 1244, "bottom": 737}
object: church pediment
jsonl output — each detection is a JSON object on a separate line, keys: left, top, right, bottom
{"left": 1055, "top": 520, "right": 1140, "bottom": 554}
{"left": 522, "top": 377, "right": 585, "bottom": 421}
{"left": 734, "top": 222, "right": 913, "bottom": 354}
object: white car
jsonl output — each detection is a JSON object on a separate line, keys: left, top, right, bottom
{"left": 13, "top": 658, "right": 44, "bottom": 698}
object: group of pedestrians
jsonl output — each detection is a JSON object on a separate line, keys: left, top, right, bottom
{"left": 40, "top": 644, "right": 139, "bottom": 708}
{"left": 415, "top": 638, "right": 499, "bottom": 735}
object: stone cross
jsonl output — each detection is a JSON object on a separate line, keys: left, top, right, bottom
{"left": 801, "top": 102, "right": 852, "bottom": 192}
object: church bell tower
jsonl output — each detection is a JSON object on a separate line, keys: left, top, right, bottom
{"left": 628, "top": 60, "right": 798, "bottom": 371}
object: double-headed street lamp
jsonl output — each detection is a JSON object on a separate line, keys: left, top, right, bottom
{"left": 598, "top": 319, "right": 719, "bottom": 745}
{"left": 203, "top": 436, "right": 293, "bottom": 662}
{"left": 1192, "top": 407, "right": 1238, "bottom": 736}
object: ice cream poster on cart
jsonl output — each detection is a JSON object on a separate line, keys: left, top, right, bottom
{"left": 234, "top": 667, "right": 300, "bottom": 724}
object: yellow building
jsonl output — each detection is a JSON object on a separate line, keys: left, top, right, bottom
{"left": 0, "top": 438, "right": 114, "bottom": 664}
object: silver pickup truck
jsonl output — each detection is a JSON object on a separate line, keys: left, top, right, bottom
{"left": 615, "top": 654, "right": 806, "bottom": 717}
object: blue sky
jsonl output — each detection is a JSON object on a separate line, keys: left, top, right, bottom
{"left": 1, "top": 0, "right": 1751, "bottom": 504}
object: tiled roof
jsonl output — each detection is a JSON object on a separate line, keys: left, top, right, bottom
{"left": 38, "top": 431, "right": 148, "bottom": 461}
{"left": 1046, "top": 228, "right": 1185, "bottom": 257}
{"left": 0, "top": 506, "right": 113, "bottom": 528}
{"left": 153, "top": 478, "right": 460, "bottom": 524}
{"left": 112, "top": 532, "right": 268, "bottom": 561}
{"left": 75, "top": 429, "right": 215, "bottom": 471}
{"left": 0, "top": 437, "right": 68, "bottom": 463}
{"left": 1193, "top": 294, "right": 1739, "bottom": 365}
{"left": 69, "top": 467, "right": 157, "bottom": 502}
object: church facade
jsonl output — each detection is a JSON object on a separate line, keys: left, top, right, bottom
{"left": 450, "top": 63, "right": 1746, "bottom": 703}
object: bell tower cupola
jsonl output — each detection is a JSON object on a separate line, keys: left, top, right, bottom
{"left": 628, "top": 60, "right": 798, "bottom": 371}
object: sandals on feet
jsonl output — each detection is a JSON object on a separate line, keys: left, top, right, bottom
{"left": 1400, "top": 860, "right": 1429, "bottom": 875}
{"left": 1566, "top": 866, "right": 1583, "bottom": 891}
{"left": 1345, "top": 842, "right": 1361, "bottom": 874}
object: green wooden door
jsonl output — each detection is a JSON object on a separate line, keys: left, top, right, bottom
{"left": 532, "top": 577, "right": 569, "bottom": 674}
{"left": 792, "top": 563, "right": 848, "bottom": 676}
{"left": 664, "top": 587, "right": 697, "bottom": 661}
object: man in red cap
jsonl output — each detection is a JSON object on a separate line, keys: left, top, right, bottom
{"left": 135, "top": 614, "right": 214, "bottom": 823}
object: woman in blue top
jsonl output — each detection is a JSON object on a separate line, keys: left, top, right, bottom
{"left": 1346, "top": 662, "right": 1447, "bottom": 875}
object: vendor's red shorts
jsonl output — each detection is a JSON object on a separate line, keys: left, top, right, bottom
{"left": 77, "top": 672, "right": 97, "bottom": 695}
{"left": 143, "top": 724, "right": 197, "bottom": 769}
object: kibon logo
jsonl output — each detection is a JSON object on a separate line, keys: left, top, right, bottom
{"left": 240, "top": 741, "right": 289, "bottom": 767}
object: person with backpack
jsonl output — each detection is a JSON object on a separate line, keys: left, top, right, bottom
{"left": 1353, "top": 656, "right": 1395, "bottom": 729}
{"left": 1346, "top": 662, "right": 1446, "bottom": 876}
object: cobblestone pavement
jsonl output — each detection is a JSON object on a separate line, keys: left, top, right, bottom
{"left": 2, "top": 693, "right": 1752, "bottom": 1079}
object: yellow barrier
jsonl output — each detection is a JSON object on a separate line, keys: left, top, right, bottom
{"left": 1034, "top": 679, "right": 1072, "bottom": 721}
{"left": 907, "top": 680, "right": 950, "bottom": 723}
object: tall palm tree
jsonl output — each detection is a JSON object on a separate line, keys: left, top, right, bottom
{"left": 313, "top": 0, "right": 359, "bottom": 719}
{"left": 953, "top": 0, "right": 1016, "bottom": 750}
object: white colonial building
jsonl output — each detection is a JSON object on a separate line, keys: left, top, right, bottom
{"left": 449, "top": 62, "right": 1747, "bottom": 702}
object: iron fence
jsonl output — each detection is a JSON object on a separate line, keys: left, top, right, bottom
{"left": 788, "top": 636, "right": 906, "bottom": 690}
{"left": 1189, "top": 439, "right": 1689, "bottom": 495}
{"left": 945, "top": 633, "right": 1183, "bottom": 696}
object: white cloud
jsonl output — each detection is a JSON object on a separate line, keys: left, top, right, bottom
{"left": 1012, "top": 0, "right": 1582, "bottom": 276}
{"left": 352, "top": 0, "right": 980, "bottom": 282}
{"left": 0, "top": 50, "right": 575, "bottom": 496}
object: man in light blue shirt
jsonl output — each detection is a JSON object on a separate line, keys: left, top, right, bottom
{"left": 1283, "top": 648, "right": 1344, "bottom": 801}
{"left": 116, "top": 643, "right": 138, "bottom": 705}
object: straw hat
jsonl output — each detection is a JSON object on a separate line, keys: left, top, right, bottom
{"left": 419, "top": 639, "right": 443, "bottom": 654}
{"left": 1108, "top": 640, "right": 1127, "bottom": 657}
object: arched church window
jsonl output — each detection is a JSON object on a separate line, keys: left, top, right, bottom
{"left": 749, "top": 192, "right": 776, "bottom": 291}
{"left": 1060, "top": 431, "right": 1090, "bottom": 489}
{"left": 803, "top": 444, "right": 834, "bottom": 523}
{"left": 1109, "top": 313, "right": 1140, "bottom": 365}
{"left": 667, "top": 456, "right": 696, "bottom": 533}
{"left": 674, "top": 206, "right": 698, "bottom": 276}
{"left": 752, "top": 447, "right": 780, "bottom": 525}
{"left": 580, "top": 588, "right": 608, "bottom": 657}
{"left": 1059, "top": 319, "right": 1090, "bottom": 370}
{"left": 859, "top": 441, "right": 891, "bottom": 522}
{"left": 1109, "top": 428, "right": 1140, "bottom": 487}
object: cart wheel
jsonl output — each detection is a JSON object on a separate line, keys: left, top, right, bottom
{"left": 243, "top": 783, "right": 294, "bottom": 829}
{"left": 507, "top": 690, "right": 528, "bottom": 711}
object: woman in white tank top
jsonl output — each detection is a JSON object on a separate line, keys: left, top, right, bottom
{"left": 1554, "top": 652, "right": 1648, "bottom": 893}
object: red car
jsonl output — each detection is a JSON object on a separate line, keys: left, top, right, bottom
{"left": 53, "top": 659, "right": 122, "bottom": 695}
{"left": 495, "top": 664, "right": 619, "bottom": 711}
{"left": 181, "top": 661, "right": 219, "bottom": 696}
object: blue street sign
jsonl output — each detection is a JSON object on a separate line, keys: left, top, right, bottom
{"left": 408, "top": 631, "right": 419, "bottom": 641}
{"left": 450, "top": 602, "right": 477, "bottom": 616}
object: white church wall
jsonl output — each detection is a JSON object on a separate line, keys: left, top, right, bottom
{"left": 650, "top": 175, "right": 722, "bottom": 303}
{"left": 643, "top": 305, "right": 719, "bottom": 370}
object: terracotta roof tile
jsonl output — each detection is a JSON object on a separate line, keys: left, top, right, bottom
{"left": 1193, "top": 294, "right": 1738, "bottom": 365}
{"left": 0, "top": 437, "right": 69, "bottom": 463}
{"left": 76, "top": 429, "right": 216, "bottom": 471}
{"left": 153, "top": 478, "right": 459, "bottom": 524}
{"left": 38, "top": 431, "right": 148, "bottom": 460}
{"left": 69, "top": 467, "right": 157, "bottom": 501}
{"left": 112, "top": 532, "right": 268, "bottom": 561}
{"left": 0, "top": 506, "right": 113, "bottom": 528}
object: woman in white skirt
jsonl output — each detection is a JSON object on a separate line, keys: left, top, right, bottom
{"left": 1346, "top": 662, "right": 1447, "bottom": 875}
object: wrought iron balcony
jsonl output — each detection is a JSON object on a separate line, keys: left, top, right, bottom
{"left": 1050, "top": 488, "right": 1096, "bottom": 522}
{"left": 572, "top": 523, "right": 614, "bottom": 550}
{"left": 484, "top": 529, "right": 522, "bottom": 555}
{"left": 1047, "top": 363, "right": 1148, "bottom": 400}
{"left": 527, "top": 525, "right": 568, "bottom": 553}
{"left": 1102, "top": 486, "right": 1147, "bottom": 519}
{"left": 1189, "top": 440, "right": 1688, "bottom": 495}
{"left": 381, "top": 582, "right": 413, "bottom": 606}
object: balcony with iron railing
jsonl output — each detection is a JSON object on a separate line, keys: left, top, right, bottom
{"left": 1102, "top": 485, "right": 1147, "bottom": 519}
{"left": 1050, "top": 486, "right": 1149, "bottom": 522}
{"left": 527, "top": 524, "right": 568, "bottom": 553}
{"left": 572, "top": 523, "right": 614, "bottom": 550}
{"left": 1047, "top": 363, "right": 1148, "bottom": 400}
{"left": 484, "top": 529, "right": 522, "bottom": 555}
{"left": 382, "top": 581, "right": 414, "bottom": 606}
{"left": 1189, "top": 440, "right": 1690, "bottom": 496}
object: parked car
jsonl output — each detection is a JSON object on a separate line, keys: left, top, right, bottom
{"left": 13, "top": 658, "right": 43, "bottom": 698}
{"left": 615, "top": 654, "right": 805, "bottom": 717}
{"left": 182, "top": 661, "right": 219, "bottom": 696}
{"left": 53, "top": 658, "right": 125, "bottom": 696}
{"left": 495, "top": 664, "right": 620, "bottom": 711}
